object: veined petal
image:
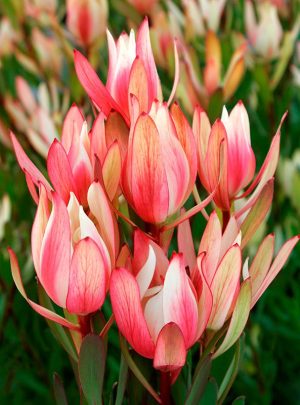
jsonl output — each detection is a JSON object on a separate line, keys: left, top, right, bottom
{"left": 102, "top": 140, "right": 121, "bottom": 200}
{"left": 87, "top": 181, "right": 117, "bottom": 264}
{"left": 171, "top": 103, "right": 197, "bottom": 198}
{"left": 193, "top": 107, "right": 211, "bottom": 191}
{"left": 90, "top": 111, "right": 107, "bottom": 166}
{"left": 79, "top": 206, "right": 111, "bottom": 275}
{"left": 47, "top": 140, "right": 78, "bottom": 204}
{"left": 61, "top": 104, "right": 84, "bottom": 152}
{"left": 40, "top": 192, "right": 71, "bottom": 308}
{"left": 136, "top": 18, "right": 162, "bottom": 106}
{"left": 195, "top": 254, "right": 213, "bottom": 340}
{"left": 154, "top": 104, "right": 190, "bottom": 215}
{"left": 110, "top": 268, "right": 155, "bottom": 358}
{"left": 163, "top": 254, "right": 198, "bottom": 348}
{"left": 205, "top": 120, "right": 230, "bottom": 210}
{"left": 74, "top": 50, "right": 126, "bottom": 121}
{"left": 128, "top": 57, "right": 149, "bottom": 114}
{"left": 177, "top": 214, "right": 196, "bottom": 272}
{"left": 154, "top": 323, "right": 186, "bottom": 372}
{"left": 208, "top": 245, "right": 242, "bottom": 331}
{"left": 11, "top": 132, "right": 52, "bottom": 198}
{"left": 126, "top": 114, "right": 169, "bottom": 223}
{"left": 66, "top": 238, "right": 106, "bottom": 314}
{"left": 198, "top": 211, "right": 222, "bottom": 285}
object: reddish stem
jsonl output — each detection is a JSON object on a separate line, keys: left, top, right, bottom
{"left": 222, "top": 210, "right": 230, "bottom": 233}
{"left": 78, "top": 315, "right": 91, "bottom": 337}
{"left": 160, "top": 371, "right": 171, "bottom": 405}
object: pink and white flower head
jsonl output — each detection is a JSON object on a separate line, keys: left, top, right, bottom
{"left": 194, "top": 101, "right": 256, "bottom": 210}
{"left": 245, "top": 0, "right": 283, "bottom": 59}
{"left": 67, "top": 0, "right": 108, "bottom": 47}
{"left": 183, "top": 0, "right": 227, "bottom": 37}
{"left": 11, "top": 104, "right": 126, "bottom": 207}
{"left": 122, "top": 100, "right": 197, "bottom": 224}
{"left": 74, "top": 18, "right": 167, "bottom": 124}
{"left": 110, "top": 230, "right": 212, "bottom": 372}
{"left": 30, "top": 186, "right": 112, "bottom": 315}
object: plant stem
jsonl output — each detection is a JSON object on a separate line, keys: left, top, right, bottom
{"left": 222, "top": 210, "right": 230, "bottom": 232}
{"left": 160, "top": 372, "right": 171, "bottom": 405}
{"left": 78, "top": 315, "right": 91, "bottom": 337}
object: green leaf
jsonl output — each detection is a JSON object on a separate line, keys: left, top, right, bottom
{"left": 115, "top": 354, "right": 128, "bottom": 405}
{"left": 217, "top": 338, "right": 244, "bottom": 405}
{"left": 185, "top": 355, "right": 212, "bottom": 405}
{"left": 232, "top": 396, "right": 246, "bottom": 405}
{"left": 213, "top": 279, "right": 251, "bottom": 358}
{"left": 119, "top": 335, "right": 161, "bottom": 404}
{"left": 199, "top": 378, "right": 218, "bottom": 405}
{"left": 79, "top": 334, "right": 106, "bottom": 405}
{"left": 53, "top": 373, "right": 68, "bottom": 405}
{"left": 208, "top": 89, "right": 224, "bottom": 122}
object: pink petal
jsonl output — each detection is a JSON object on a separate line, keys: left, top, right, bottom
{"left": 128, "top": 57, "right": 149, "bottom": 114}
{"left": 193, "top": 107, "right": 211, "bottom": 191}
{"left": 40, "top": 192, "right": 71, "bottom": 308}
{"left": 177, "top": 213, "right": 196, "bottom": 272}
{"left": 102, "top": 140, "right": 121, "bottom": 200}
{"left": 61, "top": 104, "right": 84, "bottom": 152}
{"left": 47, "top": 140, "right": 78, "bottom": 203}
{"left": 136, "top": 18, "right": 162, "bottom": 106}
{"left": 90, "top": 111, "right": 107, "bottom": 166}
{"left": 198, "top": 211, "right": 222, "bottom": 285}
{"left": 74, "top": 50, "right": 126, "bottom": 122}
{"left": 205, "top": 120, "right": 230, "bottom": 210}
{"left": 125, "top": 113, "right": 169, "bottom": 223}
{"left": 11, "top": 132, "right": 52, "bottom": 197}
{"left": 163, "top": 254, "right": 198, "bottom": 348}
{"left": 154, "top": 104, "right": 190, "bottom": 215}
{"left": 153, "top": 323, "right": 186, "bottom": 371}
{"left": 110, "top": 268, "right": 155, "bottom": 358}
{"left": 171, "top": 102, "right": 197, "bottom": 199}
{"left": 87, "top": 181, "right": 118, "bottom": 265}
{"left": 31, "top": 184, "right": 50, "bottom": 277}
{"left": 195, "top": 254, "right": 213, "bottom": 339}
{"left": 66, "top": 238, "right": 106, "bottom": 314}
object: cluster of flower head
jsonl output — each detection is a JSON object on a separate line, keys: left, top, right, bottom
{"left": 9, "top": 19, "right": 299, "bottom": 375}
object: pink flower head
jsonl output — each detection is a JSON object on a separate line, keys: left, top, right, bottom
{"left": 110, "top": 230, "right": 212, "bottom": 372}
{"left": 74, "top": 18, "right": 163, "bottom": 124}
{"left": 245, "top": 0, "right": 283, "bottom": 59}
{"left": 193, "top": 102, "right": 284, "bottom": 211}
{"left": 122, "top": 101, "right": 197, "bottom": 224}
{"left": 67, "top": 0, "right": 108, "bottom": 47}
{"left": 30, "top": 185, "right": 112, "bottom": 315}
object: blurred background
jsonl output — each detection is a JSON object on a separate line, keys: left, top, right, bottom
{"left": 0, "top": 0, "right": 300, "bottom": 403}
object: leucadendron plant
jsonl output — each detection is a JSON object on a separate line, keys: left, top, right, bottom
{"left": 8, "top": 15, "right": 299, "bottom": 405}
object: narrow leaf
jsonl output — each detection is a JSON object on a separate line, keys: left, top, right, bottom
{"left": 53, "top": 373, "right": 68, "bottom": 405}
{"left": 185, "top": 355, "right": 212, "bottom": 405}
{"left": 119, "top": 335, "right": 162, "bottom": 404}
{"left": 79, "top": 334, "right": 106, "bottom": 405}
{"left": 115, "top": 354, "right": 128, "bottom": 405}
